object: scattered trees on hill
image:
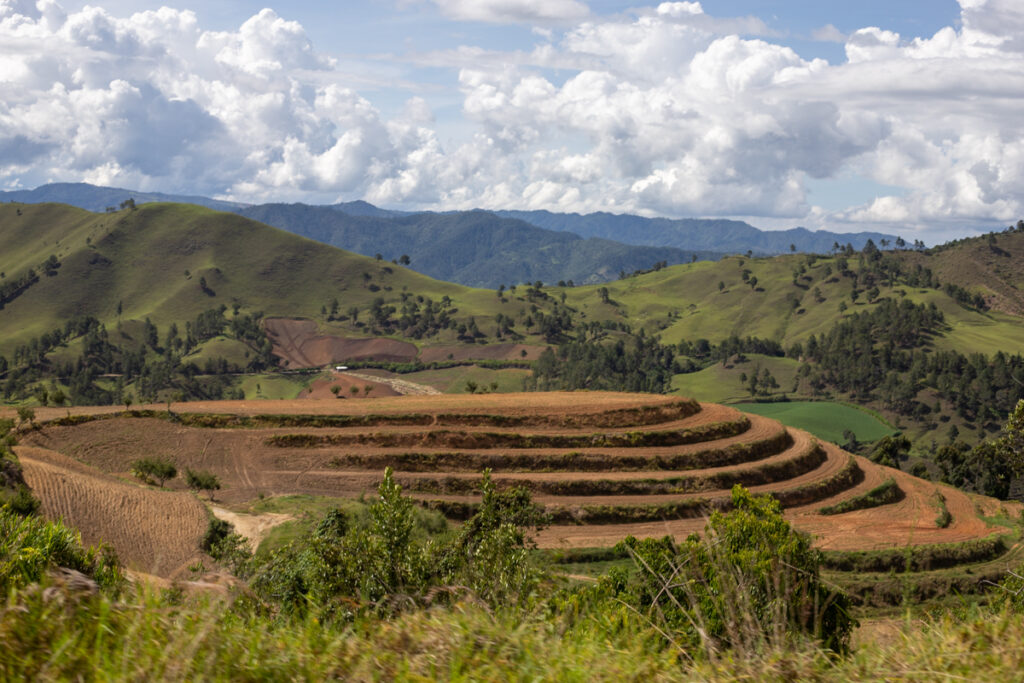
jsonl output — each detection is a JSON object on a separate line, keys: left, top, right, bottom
{"left": 529, "top": 335, "right": 678, "bottom": 393}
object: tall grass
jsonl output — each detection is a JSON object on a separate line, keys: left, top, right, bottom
{"left": 7, "top": 579, "right": 1024, "bottom": 681}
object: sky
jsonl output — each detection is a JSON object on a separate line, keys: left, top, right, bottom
{"left": 1, "top": 0, "right": 1023, "bottom": 242}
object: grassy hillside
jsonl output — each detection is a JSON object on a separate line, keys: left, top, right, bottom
{"left": 0, "top": 202, "right": 553, "bottom": 356}
{"left": 562, "top": 235, "right": 1024, "bottom": 351}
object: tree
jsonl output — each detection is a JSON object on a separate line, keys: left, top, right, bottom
{"left": 398, "top": 254, "right": 411, "bottom": 266}
{"left": 362, "top": 384, "right": 373, "bottom": 397}
{"left": 49, "top": 388, "right": 67, "bottom": 410}
{"left": 718, "top": 281, "right": 725, "bottom": 292}
{"left": 16, "top": 407, "right": 35, "bottom": 429}
{"left": 185, "top": 469, "right": 221, "bottom": 499}
{"left": 869, "top": 435, "right": 910, "bottom": 469}
{"left": 131, "top": 457, "right": 177, "bottom": 487}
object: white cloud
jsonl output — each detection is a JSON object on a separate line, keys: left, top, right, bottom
{"left": 431, "top": 0, "right": 588, "bottom": 25}
{"left": 811, "top": 24, "right": 845, "bottom": 43}
{"left": 1, "top": 1, "right": 1023, "bottom": 239}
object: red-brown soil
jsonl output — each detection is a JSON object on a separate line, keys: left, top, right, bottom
{"left": 263, "top": 316, "right": 549, "bottom": 369}
{"left": 13, "top": 392, "right": 1013, "bottom": 570}
{"left": 264, "top": 318, "right": 418, "bottom": 368}
{"left": 298, "top": 372, "right": 401, "bottom": 399}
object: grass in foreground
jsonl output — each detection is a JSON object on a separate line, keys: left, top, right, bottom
{"left": 5, "top": 582, "right": 1024, "bottom": 681}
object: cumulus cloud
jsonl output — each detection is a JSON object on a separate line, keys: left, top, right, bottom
{"left": 1, "top": 0, "right": 1023, "bottom": 239}
{"left": 431, "top": 0, "right": 588, "bottom": 25}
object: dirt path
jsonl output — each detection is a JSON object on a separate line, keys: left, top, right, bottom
{"left": 341, "top": 371, "right": 441, "bottom": 396}
{"left": 209, "top": 506, "right": 293, "bottom": 551}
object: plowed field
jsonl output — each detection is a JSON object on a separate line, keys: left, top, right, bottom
{"left": 14, "top": 391, "right": 1016, "bottom": 582}
{"left": 17, "top": 446, "right": 208, "bottom": 577}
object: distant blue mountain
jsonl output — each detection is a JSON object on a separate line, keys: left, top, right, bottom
{"left": 495, "top": 210, "right": 898, "bottom": 255}
{"left": 240, "top": 203, "right": 720, "bottom": 288}
{"left": 0, "top": 182, "right": 246, "bottom": 213}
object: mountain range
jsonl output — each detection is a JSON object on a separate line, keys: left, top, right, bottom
{"left": 2, "top": 182, "right": 899, "bottom": 287}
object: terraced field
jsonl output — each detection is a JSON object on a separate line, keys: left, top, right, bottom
{"left": 8, "top": 392, "right": 1020, "bottom": 593}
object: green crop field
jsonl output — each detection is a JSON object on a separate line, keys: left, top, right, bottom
{"left": 733, "top": 401, "right": 897, "bottom": 446}
{"left": 235, "top": 374, "right": 310, "bottom": 400}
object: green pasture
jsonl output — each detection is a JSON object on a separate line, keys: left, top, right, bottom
{"left": 733, "top": 401, "right": 896, "bottom": 446}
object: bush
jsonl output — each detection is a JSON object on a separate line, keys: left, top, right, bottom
{"left": 0, "top": 506, "right": 122, "bottom": 594}
{"left": 185, "top": 469, "right": 221, "bottom": 499}
{"left": 248, "top": 468, "right": 547, "bottom": 620}
{"left": 601, "top": 486, "right": 855, "bottom": 658}
{"left": 201, "top": 517, "right": 252, "bottom": 575}
{"left": 129, "top": 457, "right": 177, "bottom": 487}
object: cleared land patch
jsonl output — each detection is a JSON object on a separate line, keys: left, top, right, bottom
{"left": 14, "top": 391, "right": 1017, "bottom": 601}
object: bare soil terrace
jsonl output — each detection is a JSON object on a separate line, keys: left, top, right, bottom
{"left": 10, "top": 392, "right": 1015, "bottom": 580}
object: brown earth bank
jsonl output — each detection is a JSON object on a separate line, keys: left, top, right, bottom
{"left": 9, "top": 392, "right": 1016, "bottom": 571}
{"left": 2, "top": 391, "right": 685, "bottom": 422}
{"left": 264, "top": 318, "right": 418, "bottom": 368}
{"left": 264, "top": 316, "right": 549, "bottom": 369}
{"left": 298, "top": 372, "right": 401, "bottom": 400}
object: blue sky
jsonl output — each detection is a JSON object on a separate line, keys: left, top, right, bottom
{"left": 2, "top": 0, "right": 1023, "bottom": 241}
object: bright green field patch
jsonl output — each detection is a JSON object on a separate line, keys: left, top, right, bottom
{"left": 734, "top": 401, "right": 896, "bottom": 445}
{"left": 235, "top": 374, "right": 310, "bottom": 400}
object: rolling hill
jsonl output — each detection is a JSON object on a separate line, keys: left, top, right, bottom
{"left": 0, "top": 201, "right": 553, "bottom": 358}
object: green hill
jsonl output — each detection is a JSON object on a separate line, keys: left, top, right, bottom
{"left": 0, "top": 202, "right": 525, "bottom": 356}
{"left": 0, "top": 202, "right": 578, "bottom": 405}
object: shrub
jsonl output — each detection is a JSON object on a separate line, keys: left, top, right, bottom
{"left": 248, "top": 468, "right": 547, "bottom": 620}
{"left": 185, "top": 469, "right": 221, "bottom": 499}
{"left": 602, "top": 486, "right": 855, "bottom": 658}
{"left": 0, "top": 507, "right": 122, "bottom": 594}
{"left": 129, "top": 457, "right": 177, "bottom": 487}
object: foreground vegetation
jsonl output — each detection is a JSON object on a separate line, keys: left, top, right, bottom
{"left": 4, "top": 478, "right": 1024, "bottom": 681}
